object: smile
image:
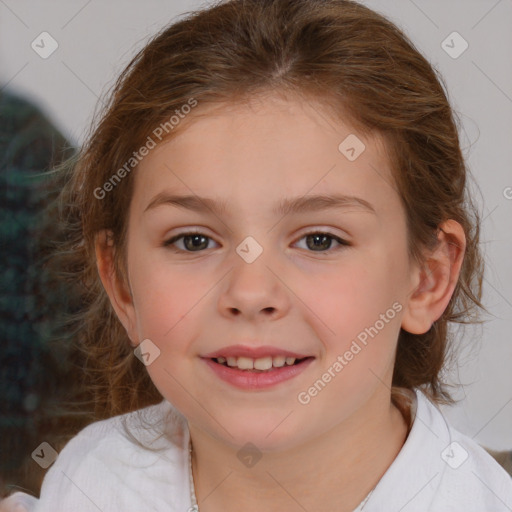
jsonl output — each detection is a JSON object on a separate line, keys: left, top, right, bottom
{"left": 203, "top": 355, "right": 315, "bottom": 390}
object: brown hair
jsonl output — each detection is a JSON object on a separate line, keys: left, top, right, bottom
{"left": 55, "top": 0, "right": 484, "bottom": 420}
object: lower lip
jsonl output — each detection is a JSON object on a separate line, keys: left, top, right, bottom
{"left": 203, "top": 357, "right": 314, "bottom": 390}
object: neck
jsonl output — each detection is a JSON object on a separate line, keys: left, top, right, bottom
{"left": 188, "top": 388, "right": 410, "bottom": 512}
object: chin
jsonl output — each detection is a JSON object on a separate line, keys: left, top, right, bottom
{"left": 208, "top": 411, "right": 308, "bottom": 453}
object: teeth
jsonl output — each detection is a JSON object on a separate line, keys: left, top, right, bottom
{"left": 237, "top": 357, "right": 254, "bottom": 370}
{"left": 216, "top": 355, "right": 302, "bottom": 370}
{"left": 253, "top": 357, "right": 273, "bottom": 370}
{"left": 272, "top": 356, "right": 286, "bottom": 367}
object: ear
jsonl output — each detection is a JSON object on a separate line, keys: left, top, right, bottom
{"left": 95, "top": 229, "right": 138, "bottom": 345}
{"left": 401, "top": 219, "right": 466, "bottom": 335}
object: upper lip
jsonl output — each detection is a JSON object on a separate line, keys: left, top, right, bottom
{"left": 203, "top": 345, "right": 312, "bottom": 359}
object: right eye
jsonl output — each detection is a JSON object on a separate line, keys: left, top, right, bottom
{"left": 164, "top": 231, "right": 219, "bottom": 252}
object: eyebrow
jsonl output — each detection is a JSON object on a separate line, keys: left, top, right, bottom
{"left": 144, "top": 192, "right": 376, "bottom": 216}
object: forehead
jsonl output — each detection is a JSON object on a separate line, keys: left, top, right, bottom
{"left": 132, "top": 94, "right": 400, "bottom": 218}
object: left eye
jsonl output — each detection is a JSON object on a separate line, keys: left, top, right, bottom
{"left": 164, "top": 231, "right": 350, "bottom": 253}
{"left": 294, "top": 231, "right": 350, "bottom": 252}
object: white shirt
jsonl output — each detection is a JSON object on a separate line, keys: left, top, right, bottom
{"left": 2, "top": 389, "right": 512, "bottom": 511}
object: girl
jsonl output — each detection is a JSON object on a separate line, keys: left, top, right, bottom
{"left": 3, "top": 0, "right": 512, "bottom": 510}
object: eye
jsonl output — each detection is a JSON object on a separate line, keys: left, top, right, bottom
{"left": 294, "top": 231, "right": 351, "bottom": 253}
{"left": 164, "top": 230, "right": 351, "bottom": 253}
{"left": 164, "top": 231, "right": 218, "bottom": 252}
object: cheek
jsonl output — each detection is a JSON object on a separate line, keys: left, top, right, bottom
{"left": 127, "top": 254, "right": 210, "bottom": 410}
{"left": 293, "top": 252, "right": 405, "bottom": 381}
{"left": 297, "top": 258, "right": 401, "bottom": 337}
{"left": 128, "top": 248, "right": 211, "bottom": 342}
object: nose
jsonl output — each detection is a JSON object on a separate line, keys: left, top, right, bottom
{"left": 217, "top": 247, "right": 290, "bottom": 322}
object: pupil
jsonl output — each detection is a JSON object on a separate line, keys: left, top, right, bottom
{"left": 185, "top": 234, "right": 208, "bottom": 251}
{"left": 307, "top": 234, "right": 330, "bottom": 251}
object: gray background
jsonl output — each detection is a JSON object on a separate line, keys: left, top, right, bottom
{"left": 1, "top": 0, "right": 511, "bottom": 449}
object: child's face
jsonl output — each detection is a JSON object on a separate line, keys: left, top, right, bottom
{"left": 117, "top": 94, "right": 420, "bottom": 450}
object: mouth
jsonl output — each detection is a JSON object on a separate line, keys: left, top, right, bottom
{"left": 201, "top": 344, "right": 315, "bottom": 389}
{"left": 201, "top": 346, "right": 315, "bottom": 390}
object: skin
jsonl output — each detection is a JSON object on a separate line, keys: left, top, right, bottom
{"left": 97, "top": 92, "right": 466, "bottom": 512}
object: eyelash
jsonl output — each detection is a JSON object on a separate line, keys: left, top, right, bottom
{"left": 163, "top": 230, "right": 351, "bottom": 254}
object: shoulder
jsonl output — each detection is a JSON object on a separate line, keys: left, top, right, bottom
{"left": 367, "top": 389, "right": 512, "bottom": 512}
{"left": 432, "top": 400, "right": 512, "bottom": 510}
{"left": 31, "top": 400, "right": 193, "bottom": 511}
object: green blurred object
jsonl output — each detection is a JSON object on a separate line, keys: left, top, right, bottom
{"left": 0, "top": 90, "right": 82, "bottom": 497}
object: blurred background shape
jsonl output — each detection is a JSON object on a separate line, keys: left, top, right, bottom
{"left": 0, "top": 90, "right": 91, "bottom": 497}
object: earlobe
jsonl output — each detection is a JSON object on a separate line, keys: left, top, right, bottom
{"left": 401, "top": 220, "right": 466, "bottom": 335}
{"left": 95, "top": 230, "right": 138, "bottom": 344}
